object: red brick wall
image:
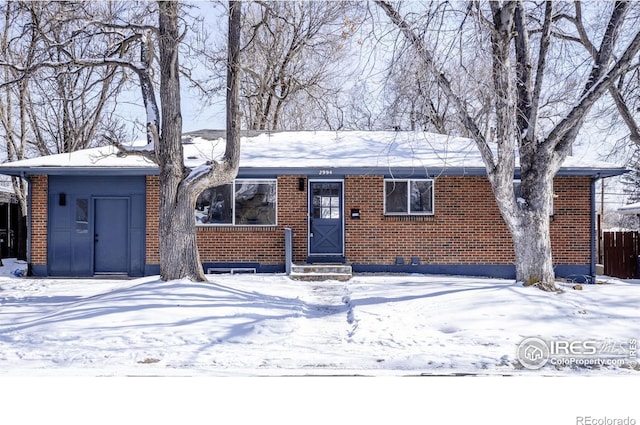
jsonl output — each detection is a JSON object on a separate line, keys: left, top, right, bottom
{"left": 143, "top": 174, "right": 592, "bottom": 267}
{"left": 550, "top": 176, "right": 592, "bottom": 265}
{"left": 194, "top": 176, "right": 308, "bottom": 264}
{"left": 345, "top": 175, "right": 591, "bottom": 266}
{"left": 29, "top": 175, "right": 48, "bottom": 266}
{"left": 345, "top": 175, "right": 512, "bottom": 264}
{"left": 146, "top": 176, "right": 309, "bottom": 265}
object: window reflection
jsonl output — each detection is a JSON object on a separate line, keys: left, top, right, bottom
{"left": 196, "top": 180, "right": 277, "bottom": 226}
{"left": 235, "top": 182, "right": 276, "bottom": 225}
{"left": 384, "top": 179, "right": 434, "bottom": 215}
{"left": 312, "top": 183, "right": 341, "bottom": 220}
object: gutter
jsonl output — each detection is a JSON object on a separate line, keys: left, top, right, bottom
{"left": 0, "top": 165, "right": 628, "bottom": 179}
{"left": 24, "top": 171, "right": 32, "bottom": 275}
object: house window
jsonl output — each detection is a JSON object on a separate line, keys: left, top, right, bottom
{"left": 196, "top": 179, "right": 277, "bottom": 226}
{"left": 312, "top": 183, "right": 340, "bottom": 219}
{"left": 75, "top": 198, "right": 88, "bottom": 233}
{"left": 384, "top": 179, "right": 434, "bottom": 215}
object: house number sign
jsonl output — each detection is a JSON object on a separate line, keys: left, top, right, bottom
{"left": 318, "top": 170, "right": 333, "bottom": 175}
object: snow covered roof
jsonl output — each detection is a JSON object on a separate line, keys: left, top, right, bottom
{"left": 0, "top": 130, "right": 629, "bottom": 178}
{"left": 617, "top": 202, "right": 640, "bottom": 215}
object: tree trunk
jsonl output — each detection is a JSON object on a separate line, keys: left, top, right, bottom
{"left": 492, "top": 158, "right": 557, "bottom": 291}
{"left": 155, "top": 0, "right": 241, "bottom": 282}
{"left": 156, "top": 1, "right": 206, "bottom": 281}
{"left": 159, "top": 187, "right": 205, "bottom": 281}
{"left": 512, "top": 211, "right": 555, "bottom": 290}
{"left": 492, "top": 188, "right": 557, "bottom": 291}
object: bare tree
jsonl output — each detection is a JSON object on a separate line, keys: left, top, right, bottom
{"left": 243, "top": 2, "right": 364, "bottom": 130}
{"left": 621, "top": 146, "right": 640, "bottom": 205}
{"left": 29, "top": 2, "right": 129, "bottom": 155}
{"left": 197, "top": 1, "right": 365, "bottom": 131}
{"left": 0, "top": 2, "right": 29, "bottom": 261}
{"left": 105, "top": 1, "right": 241, "bottom": 281}
{"left": 381, "top": 49, "right": 450, "bottom": 132}
{"left": 145, "top": 0, "right": 240, "bottom": 281}
{"left": 1, "top": 1, "right": 135, "bottom": 260}
{"left": 376, "top": 0, "right": 640, "bottom": 291}
{"left": 1, "top": 2, "right": 130, "bottom": 155}
{"left": 554, "top": 1, "right": 640, "bottom": 145}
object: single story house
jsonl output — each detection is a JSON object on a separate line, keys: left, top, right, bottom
{"left": 0, "top": 130, "right": 627, "bottom": 281}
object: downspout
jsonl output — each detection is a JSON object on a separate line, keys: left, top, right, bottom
{"left": 285, "top": 227, "right": 293, "bottom": 275}
{"left": 590, "top": 173, "right": 606, "bottom": 283}
{"left": 590, "top": 176, "right": 597, "bottom": 284}
{"left": 24, "top": 172, "right": 32, "bottom": 276}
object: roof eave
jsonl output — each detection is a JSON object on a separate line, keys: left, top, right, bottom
{"left": 0, "top": 166, "right": 159, "bottom": 177}
{"left": 234, "top": 166, "right": 630, "bottom": 178}
{"left": 0, "top": 165, "right": 628, "bottom": 179}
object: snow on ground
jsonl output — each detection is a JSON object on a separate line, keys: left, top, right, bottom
{"left": 2, "top": 258, "right": 639, "bottom": 424}
{"left": 0, "top": 258, "right": 638, "bottom": 377}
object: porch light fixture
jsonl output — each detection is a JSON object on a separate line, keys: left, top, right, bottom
{"left": 298, "top": 178, "right": 305, "bottom": 191}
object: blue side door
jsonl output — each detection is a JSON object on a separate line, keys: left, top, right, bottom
{"left": 309, "top": 181, "right": 343, "bottom": 256}
{"left": 94, "top": 197, "right": 129, "bottom": 274}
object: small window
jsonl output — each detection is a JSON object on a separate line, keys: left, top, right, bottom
{"left": 384, "top": 179, "right": 434, "bottom": 215}
{"left": 312, "top": 182, "right": 341, "bottom": 219}
{"left": 196, "top": 179, "right": 277, "bottom": 226}
{"left": 75, "top": 198, "right": 88, "bottom": 233}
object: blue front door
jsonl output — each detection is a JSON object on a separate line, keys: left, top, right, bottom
{"left": 94, "top": 197, "right": 129, "bottom": 274}
{"left": 309, "top": 181, "right": 343, "bottom": 256}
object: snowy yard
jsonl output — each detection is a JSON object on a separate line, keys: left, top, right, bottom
{"left": 0, "top": 258, "right": 638, "bottom": 377}
{"left": 1, "top": 258, "right": 639, "bottom": 424}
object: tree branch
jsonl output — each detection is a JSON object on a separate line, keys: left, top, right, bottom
{"left": 546, "top": 29, "right": 640, "bottom": 161}
{"left": 568, "top": 0, "right": 640, "bottom": 144}
{"left": 374, "top": 0, "right": 495, "bottom": 172}
{"left": 528, "top": 1, "right": 553, "bottom": 145}
{"left": 224, "top": 0, "right": 241, "bottom": 166}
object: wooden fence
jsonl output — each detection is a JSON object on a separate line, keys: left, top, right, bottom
{"left": 603, "top": 231, "right": 640, "bottom": 279}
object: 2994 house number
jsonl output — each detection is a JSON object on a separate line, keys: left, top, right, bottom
{"left": 318, "top": 170, "right": 333, "bottom": 175}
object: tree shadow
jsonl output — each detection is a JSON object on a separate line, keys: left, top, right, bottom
{"left": 350, "top": 284, "right": 509, "bottom": 308}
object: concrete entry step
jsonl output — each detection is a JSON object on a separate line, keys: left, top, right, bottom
{"left": 289, "top": 264, "right": 352, "bottom": 281}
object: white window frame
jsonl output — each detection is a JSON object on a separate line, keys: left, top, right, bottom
{"left": 384, "top": 178, "right": 435, "bottom": 216}
{"left": 195, "top": 178, "right": 278, "bottom": 226}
